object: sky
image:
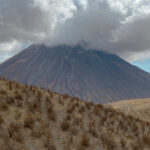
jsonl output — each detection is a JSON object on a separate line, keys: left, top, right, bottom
{"left": 0, "top": 0, "right": 150, "bottom": 72}
{"left": 133, "top": 59, "right": 150, "bottom": 73}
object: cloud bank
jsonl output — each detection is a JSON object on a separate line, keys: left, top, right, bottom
{"left": 0, "top": 0, "right": 150, "bottom": 61}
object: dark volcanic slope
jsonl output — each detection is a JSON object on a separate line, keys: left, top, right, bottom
{"left": 1, "top": 45, "right": 150, "bottom": 103}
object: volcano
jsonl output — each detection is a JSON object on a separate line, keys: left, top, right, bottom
{"left": 1, "top": 44, "right": 150, "bottom": 103}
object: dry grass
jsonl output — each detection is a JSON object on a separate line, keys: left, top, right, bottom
{"left": 1, "top": 78, "right": 150, "bottom": 150}
{"left": 108, "top": 98, "right": 150, "bottom": 121}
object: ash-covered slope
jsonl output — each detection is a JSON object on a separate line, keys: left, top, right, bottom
{"left": 1, "top": 44, "right": 150, "bottom": 103}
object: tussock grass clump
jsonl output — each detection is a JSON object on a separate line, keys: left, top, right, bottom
{"left": 99, "top": 116, "right": 107, "bottom": 125}
{"left": 8, "top": 122, "right": 20, "bottom": 137}
{"left": 27, "top": 100, "right": 42, "bottom": 114}
{"left": 46, "top": 104, "right": 57, "bottom": 122}
{"left": 15, "top": 82, "right": 20, "bottom": 88}
{"left": 85, "top": 101, "right": 93, "bottom": 110}
{"left": 31, "top": 123, "right": 43, "bottom": 138}
{"left": 73, "top": 116, "right": 82, "bottom": 126}
{"left": 0, "top": 115, "right": 4, "bottom": 126}
{"left": 70, "top": 127, "right": 78, "bottom": 136}
{"left": 7, "top": 97, "right": 15, "bottom": 104}
{"left": 78, "top": 105, "right": 85, "bottom": 113}
{"left": 0, "top": 89, "right": 7, "bottom": 96}
{"left": 100, "top": 130, "right": 116, "bottom": 150}
{"left": 142, "top": 136, "right": 150, "bottom": 146}
{"left": 66, "top": 114, "right": 71, "bottom": 121}
{"left": 61, "top": 118, "right": 70, "bottom": 131}
{"left": 62, "top": 94, "right": 70, "bottom": 99}
{"left": 8, "top": 122, "right": 24, "bottom": 143}
{"left": 93, "top": 104, "right": 103, "bottom": 115}
{"left": 15, "top": 94, "right": 23, "bottom": 100}
{"left": 88, "top": 122, "right": 98, "bottom": 137}
{"left": 0, "top": 102, "right": 8, "bottom": 111}
{"left": 58, "top": 98, "right": 64, "bottom": 105}
{"left": 24, "top": 115, "right": 34, "bottom": 129}
{"left": 44, "top": 142, "right": 56, "bottom": 150}
{"left": 45, "top": 96, "right": 57, "bottom": 122}
{"left": 66, "top": 102, "right": 76, "bottom": 113}
{"left": 37, "top": 90, "right": 43, "bottom": 99}
{"left": 80, "top": 133, "right": 90, "bottom": 147}
{"left": 7, "top": 81, "right": 13, "bottom": 90}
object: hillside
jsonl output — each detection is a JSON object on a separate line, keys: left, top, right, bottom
{"left": 109, "top": 98, "right": 150, "bottom": 121}
{"left": 1, "top": 45, "right": 150, "bottom": 103}
{"left": 1, "top": 78, "right": 150, "bottom": 150}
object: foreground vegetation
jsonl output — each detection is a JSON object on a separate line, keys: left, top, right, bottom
{"left": 0, "top": 78, "right": 150, "bottom": 150}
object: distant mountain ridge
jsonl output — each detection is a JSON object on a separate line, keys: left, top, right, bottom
{"left": 1, "top": 44, "right": 150, "bottom": 103}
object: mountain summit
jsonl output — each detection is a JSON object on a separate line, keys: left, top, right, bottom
{"left": 1, "top": 44, "right": 150, "bottom": 103}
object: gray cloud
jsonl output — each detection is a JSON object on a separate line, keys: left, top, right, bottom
{"left": 0, "top": 0, "right": 150, "bottom": 62}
